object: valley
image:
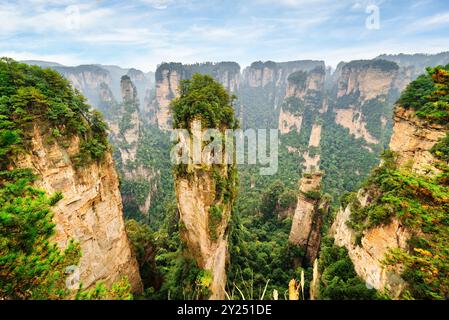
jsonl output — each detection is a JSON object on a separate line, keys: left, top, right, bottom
{"left": 2, "top": 51, "right": 449, "bottom": 300}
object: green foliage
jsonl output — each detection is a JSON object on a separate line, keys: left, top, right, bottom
{"left": 0, "top": 175, "right": 81, "bottom": 299}
{"left": 259, "top": 180, "right": 285, "bottom": 218}
{"left": 345, "top": 59, "right": 399, "bottom": 72}
{"left": 0, "top": 58, "right": 109, "bottom": 168}
{"left": 170, "top": 74, "right": 237, "bottom": 130}
{"left": 320, "top": 111, "right": 380, "bottom": 206}
{"left": 287, "top": 71, "right": 308, "bottom": 88}
{"left": 318, "top": 237, "right": 379, "bottom": 300}
{"left": 345, "top": 148, "right": 449, "bottom": 299}
{"left": 281, "top": 96, "right": 304, "bottom": 115}
{"left": 208, "top": 205, "right": 223, "bottom": 241}
{"left": 75, "top": 277, "right": 133, "bottom": 300}
{"left": 431, "top": 133, "right": 449, "bottom": 162}
{"left": 278, "top": 189, "right": 297, "bottom": 211}
{"left": 397, "top": 64, "right": 449, "bottom": 124}
{"left": 361, "top": 96, "right": 392, "bottom": 142}
{"left": 227, "top": 209, "right": 305, "bottom": 299}
{"left": 125, "top": 219, "right": 163, "bottom": 292}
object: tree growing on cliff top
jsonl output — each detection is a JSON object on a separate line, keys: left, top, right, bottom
{"left": 170, "top": 73, "right": 237, "bottom": 130}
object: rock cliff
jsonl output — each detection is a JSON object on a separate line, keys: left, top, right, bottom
{"left": 332, "top": 60, "right": 400, "bottom": 145}
{"left": 289, "top": 172, "right": 329, "bottom": 264}
{"left": 151, "top": 62, "right": 241, "bottom": 130}
{"left": 13, "top": 125, "right": 142, "bottom": 293}
{"left": 171, "top": 75, "right": 238, "bottom": 300}
{"left": 330, "top": 101, "right": 448, "bottom": 298}
{"left": 174, "top": 119, "right": 236, "bottom": 300}
{"left": 278, "top": 67, "right": 325, "bottom": 134}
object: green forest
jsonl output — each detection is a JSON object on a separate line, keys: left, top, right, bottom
{"left": 1, "top": 57, "right": 449, "bottom": 301}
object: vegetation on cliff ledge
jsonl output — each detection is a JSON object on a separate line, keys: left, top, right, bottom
{"left": 0, "top": 58, "right": 109, "bottom": 168}
{"left": 397, "top": 63, "right": 449, "bottom": 125}
{"left": 0, "top": 58, "right": 132, "bottom": 300}
{"left": 170, "top": 73, "right": 237, "bottom": 130}
{"left": 342, "top": 65, "right": 449, "bottom": 299}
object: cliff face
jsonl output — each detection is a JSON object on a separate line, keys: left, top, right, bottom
{"left": 242, "top": 60, "right": 324, "bottom": 89}
{"left": 289, "top": 172, "right": 328, "bottom": 264}
{"left": 174, "top": 120, "right": 235, "bottom": 300}
{"left": 154, "top": 66, "right": 181, "bottom": 130}
{"left": 55, "top": 65, "right": 113, "bottom": 108}
{"left": 389, "top": 106, "right": 446, "bottom": 173}
{"left": 279, "top": 67, "right": 325, "bottom": 134}
{"left": 331, "top": 192, "right": 409, "bottom": 297}
{"left": 330, "top": 103, "right": 447, "bottom": 298}
{"left": 152, "top": 62, "right": 241, "bottom": 130}
{"left": 13, "top": 125, "right": 143, "bottom": 293}
{"left": 108, "top": 76, "right": 156, "bottom": 218}
{"left": 332, "top": 60, "right": 401, "bottom": 145}
{"left": 171, "top": 74, "right": 237, "bottom": 300}
{"left": 176, "top": 169, "right": 231, "bottom": 299}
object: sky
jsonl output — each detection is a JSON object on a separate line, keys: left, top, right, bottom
{"left": 1, "top": 0, "right": 449, "bottom": 72}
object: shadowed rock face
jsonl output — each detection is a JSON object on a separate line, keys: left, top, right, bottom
{"left": 13, "top": 125, "right": 143, "bottom": 293}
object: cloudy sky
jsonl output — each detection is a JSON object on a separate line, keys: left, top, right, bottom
{"left": 1, "top": 0, "right": 448, "bottom": 71}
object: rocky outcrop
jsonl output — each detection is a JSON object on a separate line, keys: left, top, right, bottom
{"left": 331, "top": 192, "right": 409, "bottom": 298}
{"left": 330, "top": 102, "right": 447, "bottom": 298}
{"left": 242, "top": 60, "right": 324, "bottom": 89}
{"left": 390, "top": 106, "right": 446, "bottom": 174}
{"left": 333, "top": 60, "right": 400, "bottom": 145}
{"left": 279, "top": 112, "right": 303, "bottom": 134}
{"left": 334, "top": 108, "right": 379, "bottom": 144}
{"left": 278, "top": 67, "right": 325, "bottom": 134}
{"left": 55, "top": 65, "right": 113, "bottom": 108}
{"left": 110, "top": 76, "right": 141, "bottom": 163}
{"left": 174, "top": 120, "right": 236, "bottom": 300}
{"left": 289, "top": 172, "right": 328, "bottom": 264}
{"left": 154, "top": 65, "right": 181, "bottom": 130}
{"left": 13, "top": 125, "right": 143, "bottom": 293}
{"left": 176, "top": 171, "right": 231, "bottom": 299}
{"left": 152, "top": 62, "right": 241, "bottom": 130}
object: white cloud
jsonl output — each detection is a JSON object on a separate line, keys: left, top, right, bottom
{"left": 0, "top": 51, "right": 86, "bottom": 66}
{"left": 415, "top": 11, "right": 449, "bottom": 28}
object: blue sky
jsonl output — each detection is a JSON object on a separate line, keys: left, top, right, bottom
{"left": 1, "top": 0, "right": 449, "bottom": 72}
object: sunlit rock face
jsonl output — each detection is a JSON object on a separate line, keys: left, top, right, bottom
{"left": 13, "top": 125, "right": 143, "bottom": 293}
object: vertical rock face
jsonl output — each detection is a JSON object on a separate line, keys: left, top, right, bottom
{"left": 154, "top": 65, "right": 182, "bottom": 130}
{"left": 126, "top": 68, "right": 154, "bottom": 109}
{"left": 13, "top": 125, "right": 143, "bottom": 293}
{"left": 330, "top": 102, "right": 447, "bottom": 298}
{"left": 174, "top": 120, "right": 236, "bottom": 300}
{"left": 376, "top": 52, "right": 449, "bottom": 80}
{"left": 331, "top": 192, "right": 410, "bottom": 298}
{"left": 55, "top": 65, "right": 113, "bottom": 108}
{"left": 389, "top": 106, "right": 446, "bottom": 174}
{"left": 112, "top": 75, "right": 141, "bottom": 163}
{"left": 242, "top": 60, "right": 324, "bottom": 89}
{"left": 152, "top": 62, "right": 241, "bottom": 130}
{"left": 289, "top": 172, "right": 328, "bottom": 264}
{"left": 109, "top": 76, "right": 156, "bottom": 218}
{"left": 332, "top": 60, "right": 400, "bottom": 145}
{"left": 239, "top": 60, "right": 325, "bottom": 129}
{"left": 279, "top": 67, "right": 325, "bottom": 134}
